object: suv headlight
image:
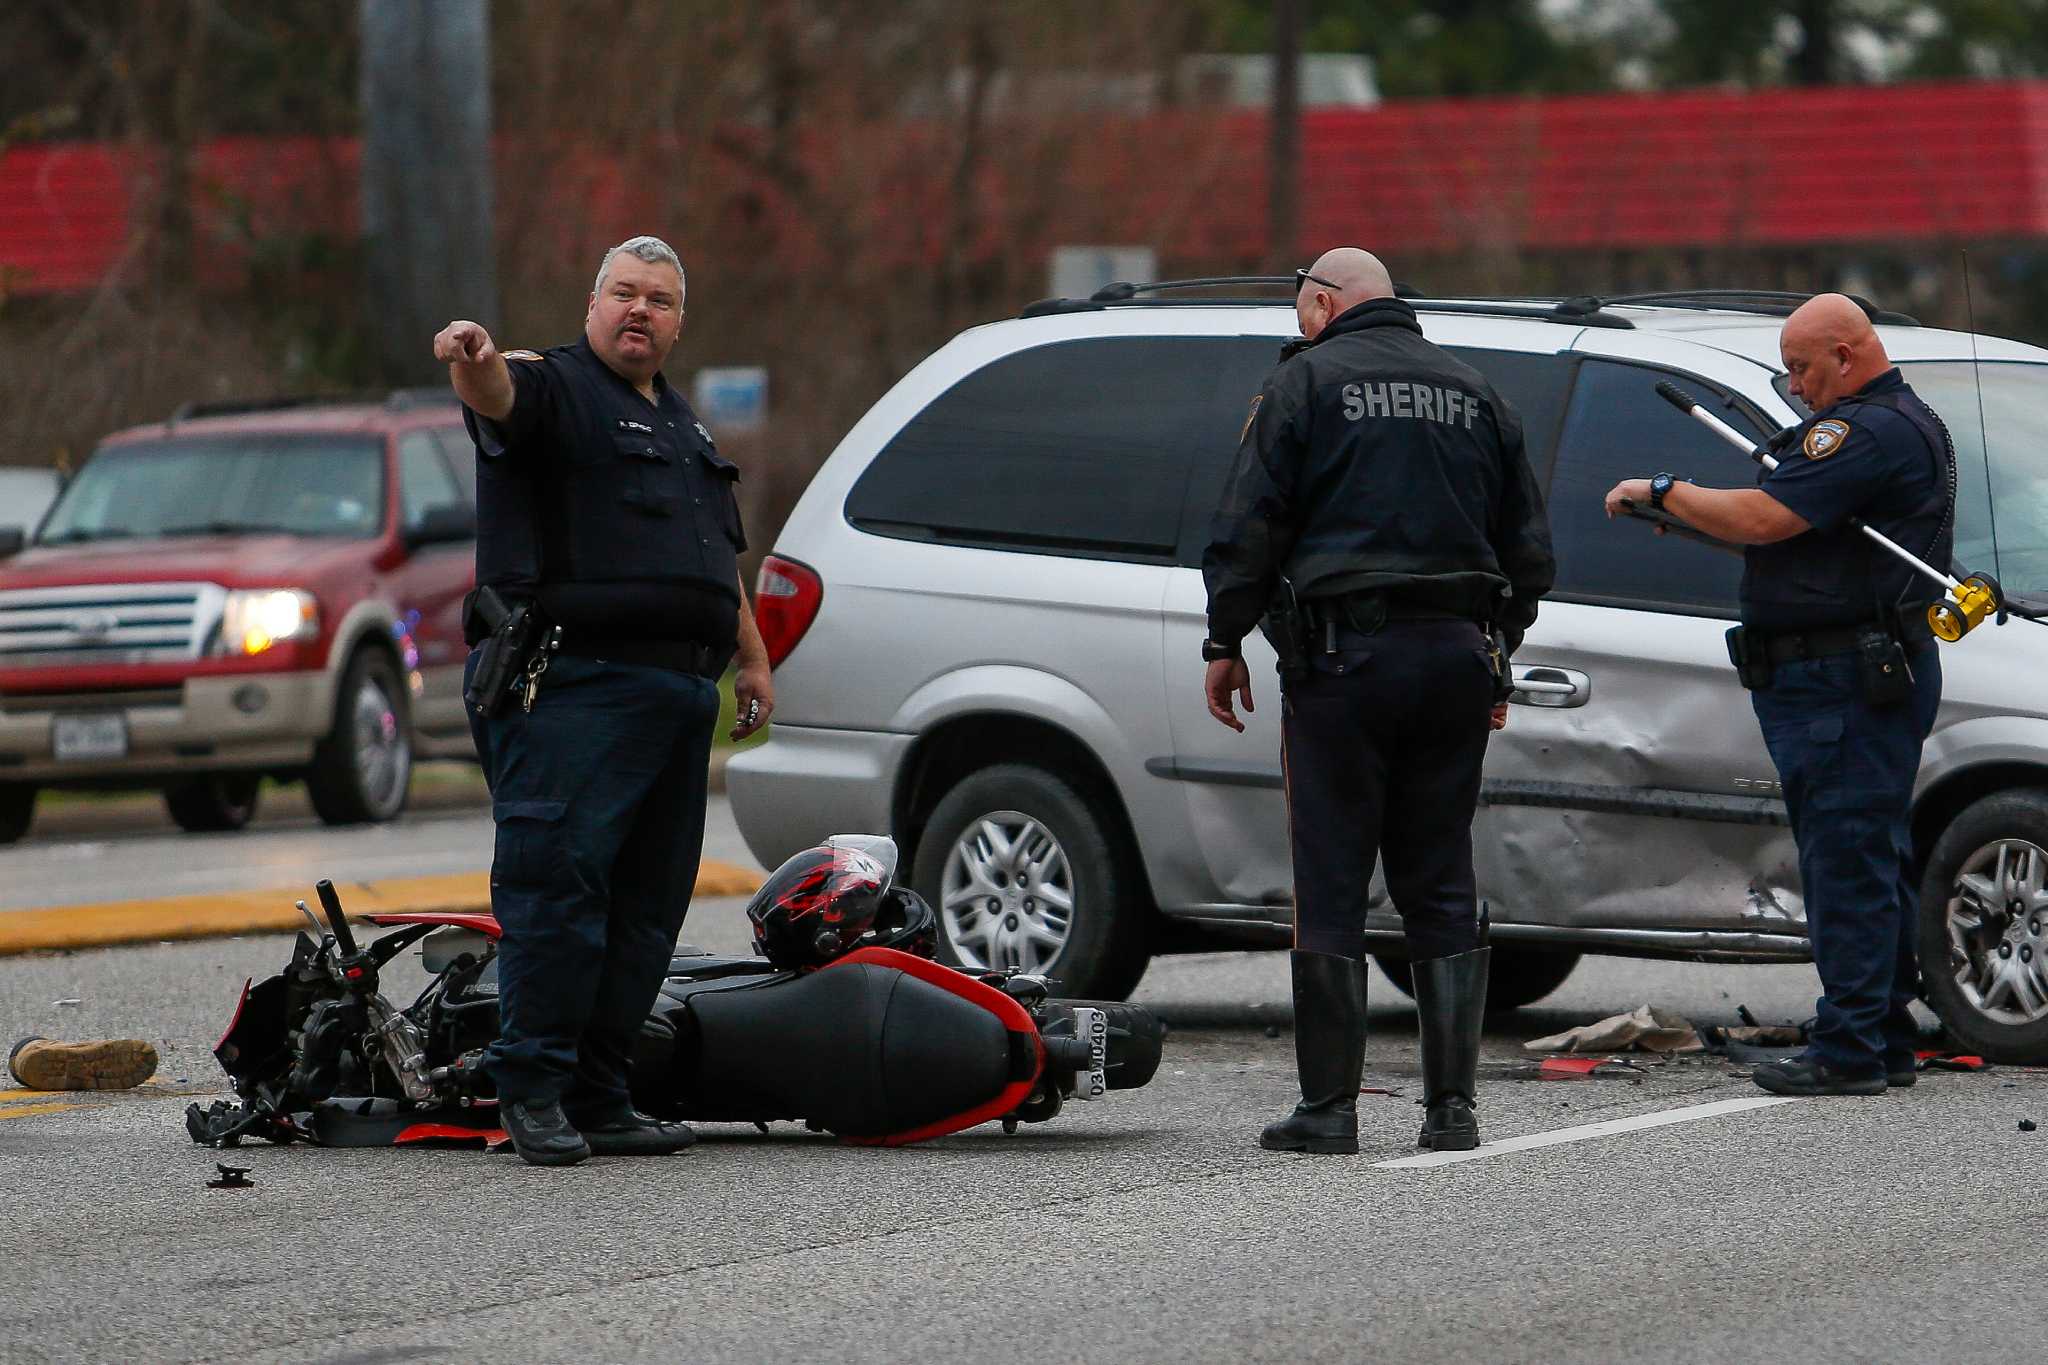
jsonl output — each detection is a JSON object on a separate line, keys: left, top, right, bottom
{"left": 214, "top": 589, "right": 320, "bottom": 657}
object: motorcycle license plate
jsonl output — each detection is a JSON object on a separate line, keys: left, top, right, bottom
{"left": 1069, "top": 1006, "right": 1108, "bottom": 1101}
{"left": 52, "top": 712, "right": 128, "bottom": 762}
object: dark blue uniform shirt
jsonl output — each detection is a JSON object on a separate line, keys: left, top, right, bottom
{"left": 465, "top": 339, "right": 746, "bottom": 649}
{"left": 1740, "top": 368, "right": 1953, "bottom": 632}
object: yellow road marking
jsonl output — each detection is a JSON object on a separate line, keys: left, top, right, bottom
{"left": 0, "top": 1101, "right": 79, "bottom": 1120}
{"left": 0, "top": 861, "right": 763, "bottom": 956}
{"left": 0, "top": 1089, "right": 70, "bottom": 1105}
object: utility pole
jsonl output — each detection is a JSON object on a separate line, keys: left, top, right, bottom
{"left": 1268, "top": 0, "right": 1302, "bottom": 272}
{"left": 359, "top": 0, "right": 496, "bottom": 386}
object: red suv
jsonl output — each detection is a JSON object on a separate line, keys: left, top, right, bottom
{"left": 0, "top": 392, "right": 478, "bottom": 842}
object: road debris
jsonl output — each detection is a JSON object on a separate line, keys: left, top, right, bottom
{"left": 207, "top": 1163, "right": 254, "bottom": 1189}
{"left": 1536, "top": 1056, "right": 1650, "bottom": 1080}
{"left": 7, "top": 1036, "right": 159, "bottom": 1090}
{"left": 1525, "top": 1005, "right": 1703, "bottom": 1055}
{"left": 2020, "top": 1120, "right": 2037, "bottom": 1133}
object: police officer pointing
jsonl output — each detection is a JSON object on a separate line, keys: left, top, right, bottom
{"left": 434, "top": 235, "right": 773, "bottom": 1165}
{"left": 1205, "top": 247, "right": 1555, "bottom": 1154}
{"left": 1603, "top": 292, "right": 1952, "bottom": 1097}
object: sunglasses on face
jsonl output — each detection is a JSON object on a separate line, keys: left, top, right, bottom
{"left": 1294, "top": 268, "right": 1341, "bottom": 297}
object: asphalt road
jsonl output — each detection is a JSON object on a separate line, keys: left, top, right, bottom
{"left": 0, "top": 778, "right": 756, "bottom": 912}
{"left": 2, "top": 806, "right": 2039, "bottom": 1362}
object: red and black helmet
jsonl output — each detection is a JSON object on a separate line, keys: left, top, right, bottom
{"left": 747, "top": 836, "right": 895, "bottom": 969}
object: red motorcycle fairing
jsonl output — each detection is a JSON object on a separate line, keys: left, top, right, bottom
{"left": 834, "top": 948, "right": 1042, "bottom": 1146}
{"left": 364, "top": 911, "right": 502, "bottom": 938}
{"left": 639, "top": 946, "right": 1045, "bottom": 1145}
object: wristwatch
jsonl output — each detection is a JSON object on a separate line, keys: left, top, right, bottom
{"left": 1201, "top": 638, "right": 1242, "bottom": 663}
{"left": 1649, "top": 472, "right": 1677, "bottom": 511}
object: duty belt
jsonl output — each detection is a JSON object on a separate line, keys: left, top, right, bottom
{"left": 554, "top": 633, "right": 727, "bottom": 679}
{"left": 1750, "top": 613, "right": 1933, "bottom": 665}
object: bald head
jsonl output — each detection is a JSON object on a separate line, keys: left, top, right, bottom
{"left": 1781, "top": 292, "right": 1891, "bottom": 412}
{"left": 1297, "top": 247, "right": 1396, "bottom": 340}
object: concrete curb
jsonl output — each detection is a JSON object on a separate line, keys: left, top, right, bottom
{"left": 0, "top": 861, "right": 766, "bottom": 957}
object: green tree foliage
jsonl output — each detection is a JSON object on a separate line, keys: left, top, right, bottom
{"left": 1203, "top": 0, "right": 2048, "bottom": 92}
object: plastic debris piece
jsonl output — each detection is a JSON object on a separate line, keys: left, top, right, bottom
{"left": 2021, "top": 1119, "right": 2037, "bottom": 1133}
{"left": 1537, "top": 1056, "right": 1645, "bottom": 1080}
{"left": 51, "top": 999, "right": 82, "bottom": 1008}
{"left": 1917, "top": 1052, "right": 1989, "bottom": 1072}
{"left": 207, "top": 1163, "right": 254, "bottom": 1189}
{"left": 1525, "top": 1005, "right": 1703, "bottom": 1055}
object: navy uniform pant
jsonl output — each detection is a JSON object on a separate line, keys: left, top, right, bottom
{"left": 1752, "top": 641, "right": 1941, "bottom": 1078}
{"left": 1282, "top": 619, "right": 1497, "bottom": 963}
{"left": 464, "top": 650, "right": 721, "bottom": 1113}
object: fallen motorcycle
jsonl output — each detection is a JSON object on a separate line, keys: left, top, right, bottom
{"left": 186, "top": 835, "right": 1163, "bottom": 1149}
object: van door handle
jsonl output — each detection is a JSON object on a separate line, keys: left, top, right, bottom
{"left": 1510, "top": 665, "right": 1591, "bottom": 708}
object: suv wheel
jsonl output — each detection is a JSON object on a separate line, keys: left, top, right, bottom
{"left": 306, "top": 648, "right": 412, "bottom": 826}
{"left": 1920, "top": 788, "right": 2048, "bottom": 1062}
{"left": 1375, "top": 948, "right": 1580, "bottom": 1011}
{"left": 912, "top": 764, "right": 1150, "bottom": 1000}
{"left": 163, "top": 774, "right": 261, "bottom": 833}
{"left": 0, "top": 783, "right": 34, "bottom": 844}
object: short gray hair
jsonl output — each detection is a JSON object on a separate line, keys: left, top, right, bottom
{"left": 592, "top": 235, "right": 685, "bottom": 296}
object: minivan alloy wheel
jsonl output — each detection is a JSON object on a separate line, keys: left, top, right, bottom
{"left": 939, "top": 810, "right": 1076, "bottom": 974}
{"left": 1945, "top": 837, "right": 2048, "bottom": 1025}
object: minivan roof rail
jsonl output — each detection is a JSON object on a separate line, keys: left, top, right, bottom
{"left": 1018, "top": 278, "right": 1636, "bottom": 328}
{"left": 168, "top": 389, "right": 460, "bottom": 424}
{"left": 1599, "top": 289, "right": 1921, "bottom": 326}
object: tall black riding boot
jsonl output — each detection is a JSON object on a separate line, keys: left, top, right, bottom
{"left": 1413, "top": 946, "right": 1490, "bottom": 1151}
{"left": 1259, "top": 951, "right": 1368, "bottom": 1155}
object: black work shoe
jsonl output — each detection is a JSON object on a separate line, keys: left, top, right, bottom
{"left": 1887, "top": 1058, "right": 1918, "bottom": 1088}
{"left": 570, "top": 1108, "right": 697, "bottom": 1156}
{"left": 1752, "top": 1054, "right": 1886, "bottom": 1097}
{"left": 498, "top": 1099, "right": 592, "bottom": 1166}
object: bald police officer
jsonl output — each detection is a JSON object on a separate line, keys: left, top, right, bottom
{"left": 1604, "top": 292, "right": 1953, "bottom": 1097}
{"left": 1204, "top": 248, "right": 1555, "bottom": 1154}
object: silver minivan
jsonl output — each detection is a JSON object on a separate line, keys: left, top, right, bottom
{"left": 730, "top": 286, "right": 2048, "bottom": 1061}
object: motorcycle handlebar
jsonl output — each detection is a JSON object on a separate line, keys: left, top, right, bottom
{"left": 315, "top": 879, "right": 357, "bottom": 956}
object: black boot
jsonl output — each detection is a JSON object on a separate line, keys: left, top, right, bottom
{"left": 1260, "top": 951, "right": 1367, "bottom": 1155}
{"left": 1413, "top": 946, "right": 1489, "bottom": 1151}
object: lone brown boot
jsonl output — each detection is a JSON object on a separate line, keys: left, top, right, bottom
{"left": 8, "top": 1037, "right": 159, "bottom": 1091}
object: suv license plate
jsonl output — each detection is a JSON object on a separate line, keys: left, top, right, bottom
{"left": 52, "top": 712, "right": 128, "bottom": 762}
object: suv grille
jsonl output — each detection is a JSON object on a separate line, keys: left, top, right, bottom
{"left": 0, "top": 583, "right": 225, "bottom": 668}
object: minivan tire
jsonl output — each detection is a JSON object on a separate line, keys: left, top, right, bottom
{"left": 306, "top": 647, "right": 412, "bottom": 826}
{"left": 1375, "top": 947, "right": 1580, "bottom": 1011}
{"left": 0, "top": 783, "right": 34, "bottom": 844}
{"left": 163, "top": 774, "right": 262, "bottom": 833}
{"left": 1919, "top": 787, "right": 2048, "bottom": 1063}
{"left": 912, "top": 763, "right": 1150, "bottom": 1001}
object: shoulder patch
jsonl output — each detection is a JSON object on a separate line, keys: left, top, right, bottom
{"left": 503, "top": 349, "right": 543, "bottom": 361}
{"left": 1803, "top": 418, "right": 1851, "bottom": 460}
{"left": 1240, "top": 394, "right": 1262, "bottom": 443}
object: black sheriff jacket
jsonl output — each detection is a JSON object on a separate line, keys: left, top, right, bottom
{"left": 1202, "top": 298, "right": 1556, "bottom": 652}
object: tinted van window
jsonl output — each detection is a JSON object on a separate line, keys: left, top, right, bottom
{"left": 1446, "top": 347, "right": 1574, "bottom": 480}
{"left": 850, "top": 337, "right": 1280, "bottom": 563}
{"left": 1548, "top": 361, "right": 1765, "bottom": 614}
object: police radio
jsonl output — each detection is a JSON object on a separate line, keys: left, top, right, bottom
{"left": 1651, "top": 382, "right": 2003, "bottom": 643}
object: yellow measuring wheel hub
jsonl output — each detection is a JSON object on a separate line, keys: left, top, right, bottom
{"left": 1929, "top": 576, "right": 2000, "bottom": 642}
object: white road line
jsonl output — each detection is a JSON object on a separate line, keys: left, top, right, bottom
{"left": 1373, "top": 1095, "right": 1801, "bottom": 1170}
